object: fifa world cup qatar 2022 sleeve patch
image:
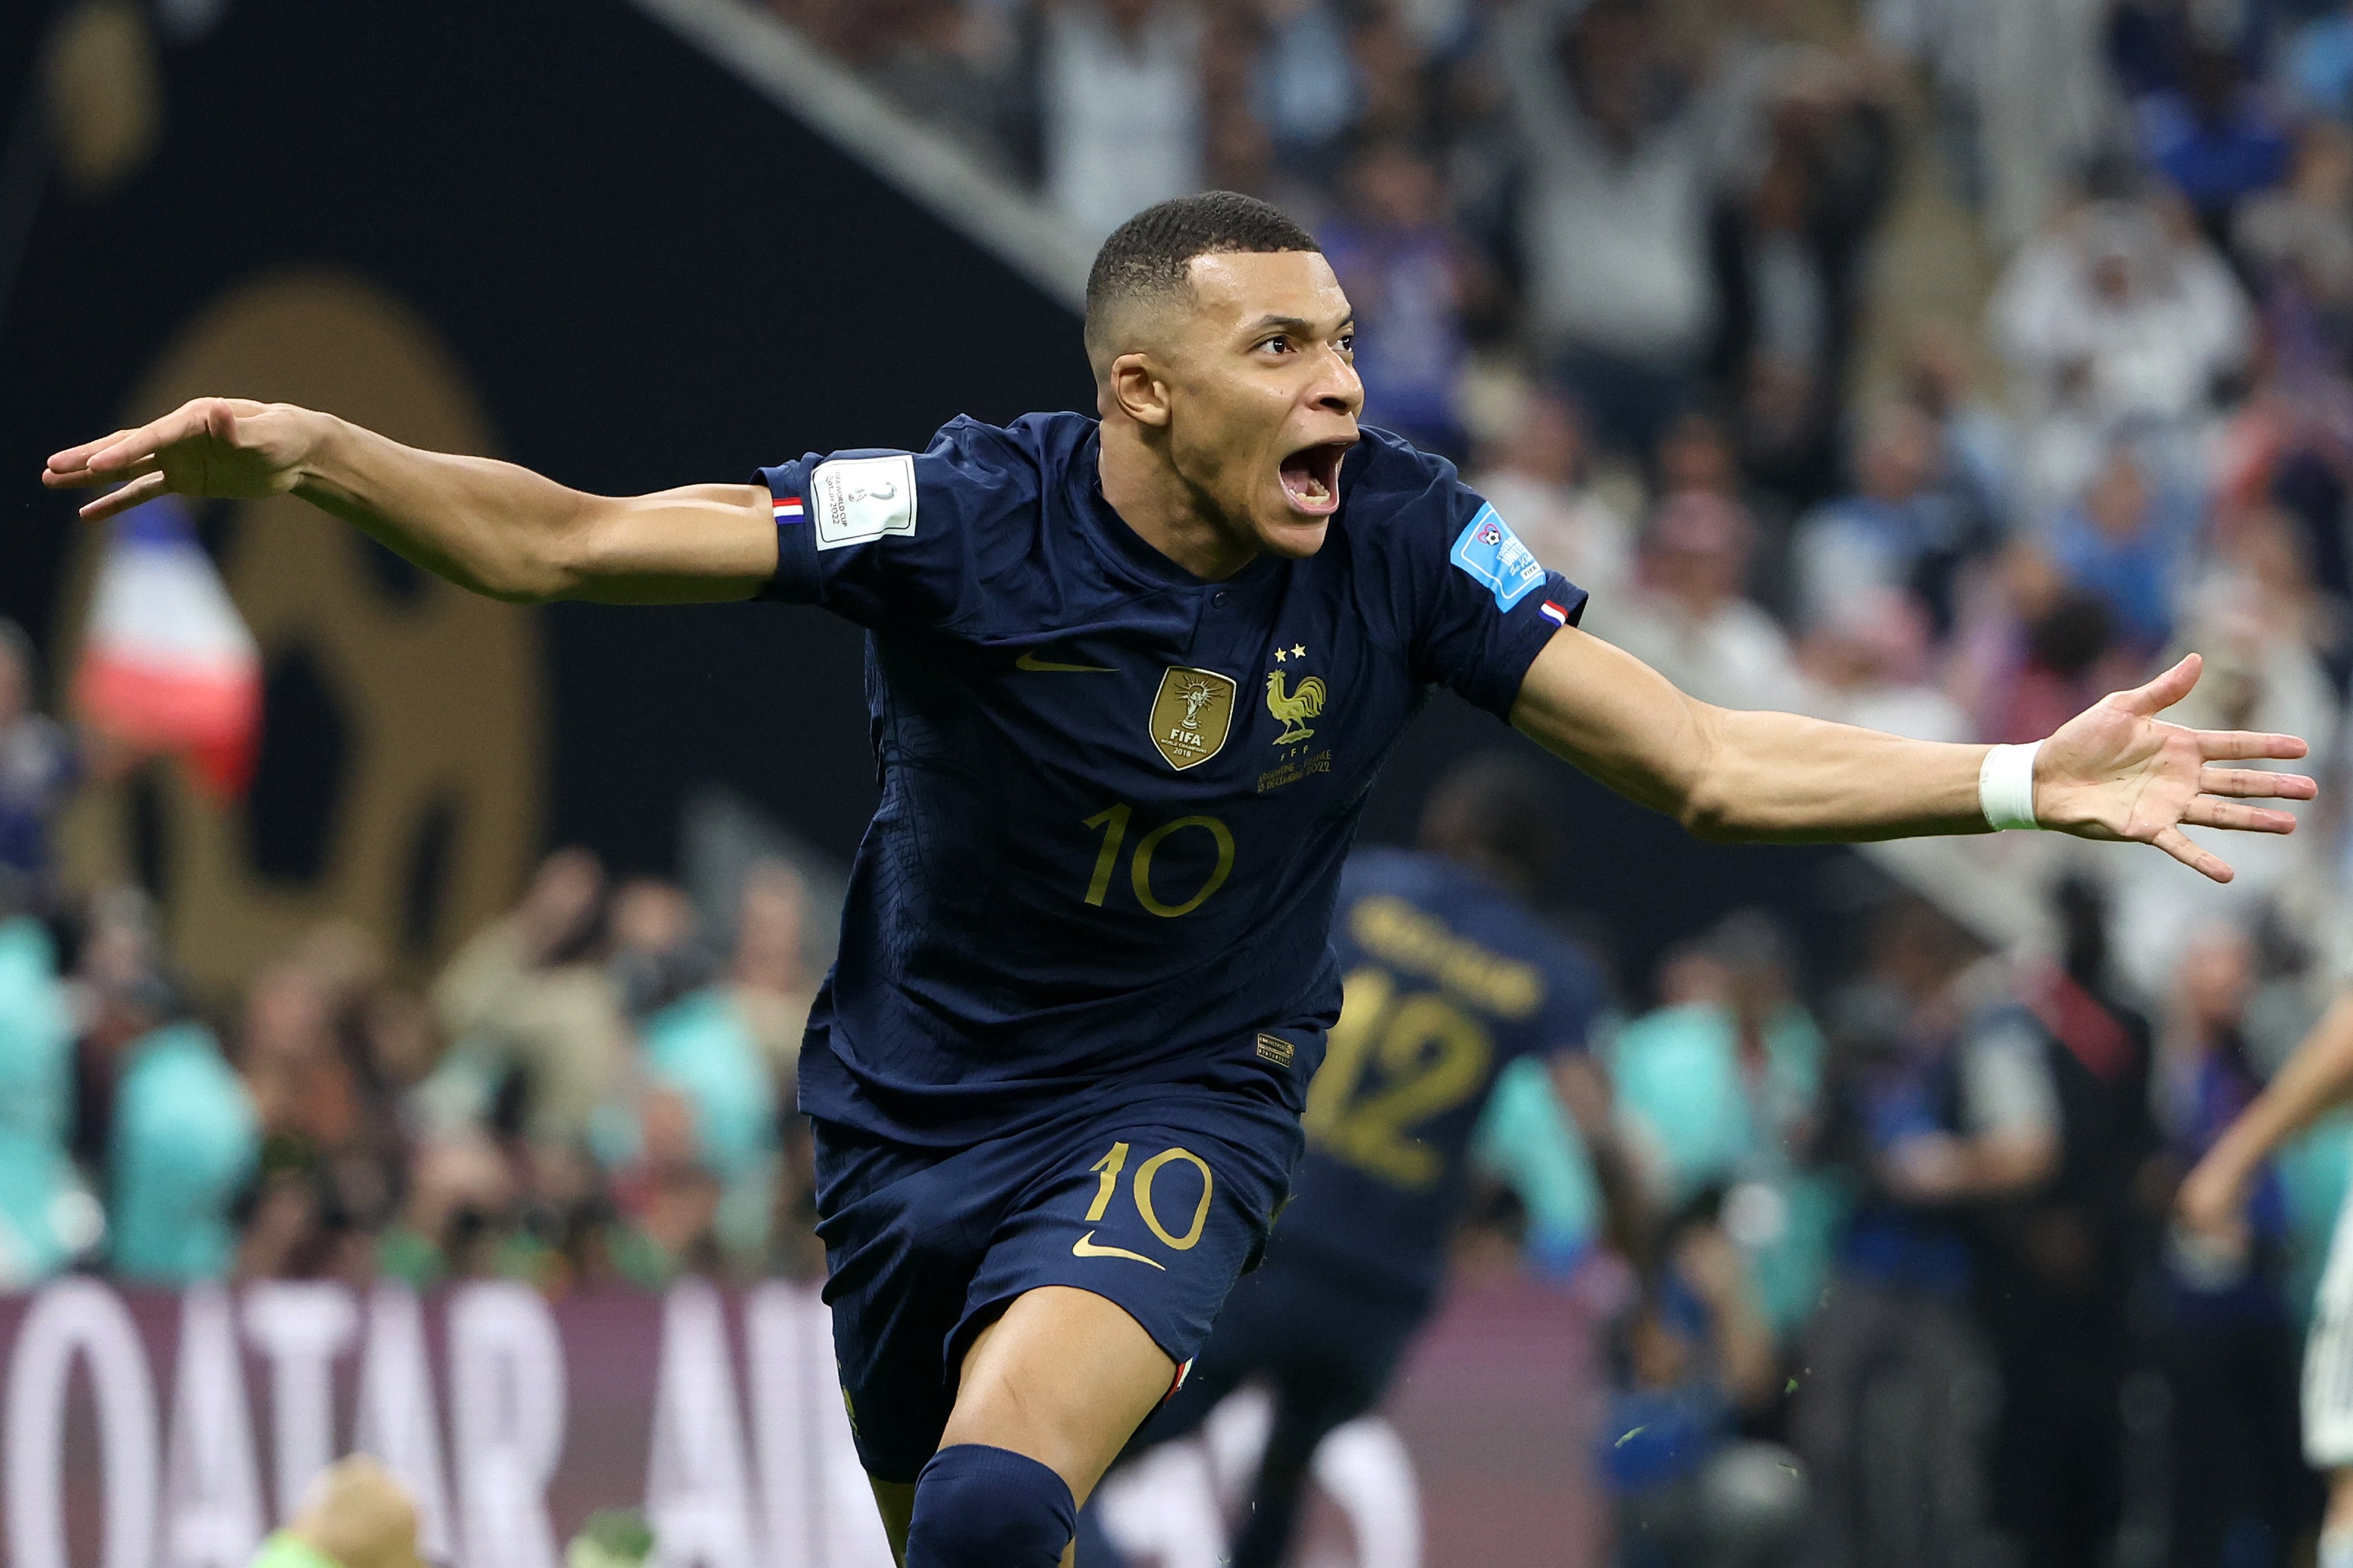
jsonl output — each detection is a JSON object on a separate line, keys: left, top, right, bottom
{"left": 1448, "top": 503, "right": 1547, "bottom": 610}
{"left": 808, "top": 453, "right": 919, "bottom": 551}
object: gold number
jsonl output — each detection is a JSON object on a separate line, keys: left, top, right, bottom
{"left": 1131, "top": 816, "right": 1236, "bottom": 918}
{"left": 1132, "top": 1147, "right": 1215, "bottom": 1250}
{"left": 1078, "top": 804, "right": 1234, "bottom": 917}
{"left": 1082, "top": 805, "right": 1132, "bottom": 907}
{"left": 1303, "top": 966, "right": 1391, "bottom": 1142}
{"left": 1086, "top": 1142, "right": 1131, "bottom": 1222}
{"left": 1305, "top": 967, "right": 1494, "bottom": 1189}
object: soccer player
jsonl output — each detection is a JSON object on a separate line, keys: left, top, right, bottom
{"left": 45, "top": 194, "right": 2314, "bottom": 1568}
{"left": 2179, "top": 987, "right": 2353, "bottom": 1568}
{"left": 1091, "top": 750, "right": 1615, "bottom": 1568}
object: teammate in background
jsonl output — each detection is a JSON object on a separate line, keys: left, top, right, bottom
{"left": 2179, "top": 986, "right": 2353, "bottom": 1568}
{"left": 46, "top": 193, "right": 2314, "bottom": 1568}
{"left": 1086, "top": 752, "right": 1616, "bottom": 1568}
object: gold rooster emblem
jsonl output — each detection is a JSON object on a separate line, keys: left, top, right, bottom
{"left": 1264, "top": 670, "right": 1327, "bottom": 746}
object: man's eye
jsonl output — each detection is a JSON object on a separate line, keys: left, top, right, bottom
{"left": 1338, "top": 333, "right": 1356, "bottom": 354}
{"left": 1259, "top": 336, "right": 1291, "bottom": 354}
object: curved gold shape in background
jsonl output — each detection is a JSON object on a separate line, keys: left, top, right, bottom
{"left": 52, "top": 272, "right": 544, "bottom": 993}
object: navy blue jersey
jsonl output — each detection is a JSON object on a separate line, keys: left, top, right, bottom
{"left": 754, "top": 413, "right": 1585, "bottom": 1148}
{"left": 1269, "top": 848, "right": 1607, "bottom": 1303}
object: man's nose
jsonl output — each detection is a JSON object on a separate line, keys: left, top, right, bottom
{"left": 1308, "top": 346, "right": 1364, "bottom": 418}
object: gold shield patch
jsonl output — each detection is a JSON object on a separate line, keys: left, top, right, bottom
{"left": 1149, "top": 666, "right": 1238, "bottom": 770}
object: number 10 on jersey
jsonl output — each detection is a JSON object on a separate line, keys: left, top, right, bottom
{"left": 1082, "top": 803, "right": 1236, "bottom": 917}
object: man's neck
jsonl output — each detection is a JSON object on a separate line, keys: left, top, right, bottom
{"left": 1097, "top": 421, "right": 1259, "bottom": 582}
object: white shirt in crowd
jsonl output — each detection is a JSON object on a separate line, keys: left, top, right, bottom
{"left": 1041, "top": 2, "right": 1204, "bottom": 243}
{"left": 1493, "top": 2, "right": 1727, "bottom": 365}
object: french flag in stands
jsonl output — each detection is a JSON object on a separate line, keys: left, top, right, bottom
{"left": 73, "top": 498, "right": 262, "bottom": 799}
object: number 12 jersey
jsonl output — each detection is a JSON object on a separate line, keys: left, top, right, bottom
{"left": 754, "top": 412, "right": 1585, "bottom": 1149}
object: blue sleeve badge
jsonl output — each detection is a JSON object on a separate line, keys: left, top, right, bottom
{"left": 1448, "top": 503, "right": 1548, "bottom": 610}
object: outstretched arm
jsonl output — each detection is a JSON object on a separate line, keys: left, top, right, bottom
{"left": 2179, "top": 989, "right": 2353, "bottom": 1239}
{"left": 42, "top": 398, "right": 778, "bottom": 605}
{"left": 1509, "top": 626, "right": 2313, "bottom": 883}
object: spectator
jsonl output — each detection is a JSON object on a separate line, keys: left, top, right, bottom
{"left": 1791, "top": 400, "right": 1998, "bottom": 641}
{"left": 0, "top": 898, "right": 81, "bottom": 1284}
{"left": 1988, "top": 198, "right": 2252, "bottom": 462}
{"left": 2136, "top": 44, "right": 2294, "bottom": 255}
{"left": 1586, "top": 491, "right": 1810, "bottom": 712}
{"left": 1981, "top": 878, "right": 2161, "bottom": 1568}
{"left": 1035, "top": 0, "right": 1205, "bottom": 242}
{"left": 1604, "top": 1207, "right": 1806, "bottom": 1568}
{"left": 1319, "top": 135, "right": 1477, "bottom": 457}
{"left": 1468, "top": 388, "right": 1637, "bottom": 603}
{"left": 1708, "top": 53, "right": 1898, "bottom": 509}
{"left": 1496, "top": 0, "right": 1729, "bottom": 458}
{"left": 1251, "top": 0, "right": 1360, "bottom": 188}
{"left": 1899, "top": 316, "right": 2017, "bottom": 526}
{"left": 2042, "top": 442, "right": 2199, "bottom": 657}
{"left": 1797, "top": 588, "right": 1974, "bottom": 742}
{"left": 1607, "top": 910, "right": 1835, "bottom": 1335}
{"left": 0, "top": 619, "right": 74, "bottom": 906}
{"left": 109, "top": 1000, "right": 259, "bottom": 1283}
{"left": 2151, "top": 923, "right": 2324, "bottom": 1568}
{"left": 419, "top": 847, "right": 628, "bottom": 1157}
{"left": 1795, "top": 897, "right": 2059, "bottom": 1568}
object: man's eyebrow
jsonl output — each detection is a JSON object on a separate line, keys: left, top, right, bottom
{"left": 1241, "top": 313, "right": 1357, "bottom": 338}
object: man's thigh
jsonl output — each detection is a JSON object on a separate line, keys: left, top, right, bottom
{"left": 816, "top": 1097, "right": 1298, "bottom": 1487}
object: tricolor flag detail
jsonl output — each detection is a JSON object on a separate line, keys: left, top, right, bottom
{"left": 773, "top": 494, "right": 805, "bottom": 522}
{"left": 73, "top": 498, "right": 263, "bottom": 799}
{"left": 1539, "top": 600, "right": 1572, "bottom": 627}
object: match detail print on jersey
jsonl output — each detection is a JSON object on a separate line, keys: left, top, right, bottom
{"left": 808, "top": 453, "right": 918, "bottom": 551}
{"left": 1447, "top": 502, "right": 1547, "bottom": 610}
{"left": 1149, "top": 666, "right": 1238, "bottom": 769}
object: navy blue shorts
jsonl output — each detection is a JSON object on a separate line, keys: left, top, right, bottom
{"left": 812, "top": 1087, "right": 1302, "bottom": 1482}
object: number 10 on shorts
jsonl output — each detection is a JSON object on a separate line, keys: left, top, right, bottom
{"left": 1086, "top": 1141, "right": 1214, "bottom": 1252}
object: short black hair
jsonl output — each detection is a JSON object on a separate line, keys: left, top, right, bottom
{"left": 1418, "top": 752, "right": 1564, "bottom": 894}
{"left": 1084, "top": 192, "right": 1321, "bottom": 371}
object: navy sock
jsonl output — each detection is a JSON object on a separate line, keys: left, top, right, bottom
{"left": 904, "top": 1443, "right": 1077, "bottom": 1568}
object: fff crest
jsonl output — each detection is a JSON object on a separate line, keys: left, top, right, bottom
{"left": 1149, "top": 666, "right": 1237, "bottom": 770}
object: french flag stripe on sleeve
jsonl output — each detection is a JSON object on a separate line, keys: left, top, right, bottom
{"left": 774, "top": 495, "right": 805, "bottom": 522}
{"left": 1540, "top": 599, "right": 1570, "bottom": 626}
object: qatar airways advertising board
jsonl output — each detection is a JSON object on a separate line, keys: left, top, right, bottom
{"left": 0, "top": 1277, "right": 1599, "bottom": 1568}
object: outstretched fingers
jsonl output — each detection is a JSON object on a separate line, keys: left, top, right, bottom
{"left": 2179, "top": 796, "right": 2299, "bottom": 835}
{"left": 2197, "top": 728, "right": 2311, "bottom": 763}
{"left": 2149, "top": 823, "right": 2235, "bottom": 883}
{"left": 40, "top": 426, "right": 142, "bottom": 488}
{"left": 76, "top": 471, "right": 171, "bottom": 522}
{"left": 2200, "top": 763, "right": 2317, "bottom": 800}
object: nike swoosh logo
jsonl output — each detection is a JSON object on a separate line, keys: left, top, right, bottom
{"left": 1016, "top": 650, "right": 1116, "bottom": 673}
{"left": 1072, "top": 1231, "right": 1165, "bottom": 1269}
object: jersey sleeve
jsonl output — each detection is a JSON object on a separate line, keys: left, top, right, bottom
{"left": 1359, "top": 446, "right": 1590, "bottom": 718}
{"left": 749, "top": 417, "right": 1024, "bottom": 632}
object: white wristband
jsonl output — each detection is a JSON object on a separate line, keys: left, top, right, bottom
{"left": 1979, "top": 741, "right": 2042, "bottom": 832}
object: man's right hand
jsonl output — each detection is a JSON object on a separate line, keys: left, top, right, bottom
{"left": 44, "top": 396, "right": 326, "bottom": 521}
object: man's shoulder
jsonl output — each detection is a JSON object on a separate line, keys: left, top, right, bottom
{"left": 924, "top": 409, "right": 1096, "bottom": 473}
{"left": 1339, "top": 426, "right": 1461, "bottom": 512}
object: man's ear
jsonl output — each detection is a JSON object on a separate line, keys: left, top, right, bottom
{"left": 1108, "top": 352, "right": 1172, "bottom": 429}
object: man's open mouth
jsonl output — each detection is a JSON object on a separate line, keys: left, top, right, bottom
{"left": 1278, "top": 442, "right": 1352, "bottom": 516}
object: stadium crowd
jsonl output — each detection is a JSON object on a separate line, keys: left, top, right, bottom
{"left": 18, "top": 0, "right": 2353, "bottom": 1563}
